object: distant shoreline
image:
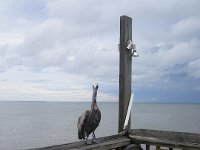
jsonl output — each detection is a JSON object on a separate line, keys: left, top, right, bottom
{"left": 0, "top": 101, "right": 200, "bottom": 104}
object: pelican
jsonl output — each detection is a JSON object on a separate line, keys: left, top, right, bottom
{"left": 77, "top": 83, "right": 101, "bottom": 144}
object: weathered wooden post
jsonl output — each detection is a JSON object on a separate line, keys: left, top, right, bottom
{"left": 146, "top": 145, "right": 150, "bottom": 150}
{"left": 118, "top": 15, "right": 133, "bottom": 133}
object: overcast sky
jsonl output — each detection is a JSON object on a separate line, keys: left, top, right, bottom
{"left": 0, "top": 0, "right": 200, "bottom": 103}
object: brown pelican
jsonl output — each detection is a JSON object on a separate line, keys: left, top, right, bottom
{"left": 77, "top": 83, "right": 101, "bottom": 144}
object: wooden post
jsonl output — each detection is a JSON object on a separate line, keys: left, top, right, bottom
{"left": 118, "top": 15, "right": 132, "bottom": 133}
{"left": 146, "top": 144, "right": 150, "bottom": 150}
{"left": 156, "top": 145, "right": 161, "bottom": 150}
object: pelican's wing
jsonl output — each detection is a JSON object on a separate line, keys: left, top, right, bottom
{"left": 77, "top": 110, "right": 89, "bottom": 139}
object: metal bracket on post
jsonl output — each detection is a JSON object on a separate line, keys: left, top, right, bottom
{"left": 127, "top": 40, "right": 139, "bottom": 57}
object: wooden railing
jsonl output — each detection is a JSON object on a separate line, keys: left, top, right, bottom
{"left": 29, "top": 134, "right": 131, "bottom": 150}
{"left": 30, "top": 129, "right": 200, "bottom": 150}
{"left": 129, "top": 129, "right": 200, "bottom": 150}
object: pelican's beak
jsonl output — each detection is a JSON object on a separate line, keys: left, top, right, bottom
{"left": 93, "top": 83, "right": 99, "bottom": 90}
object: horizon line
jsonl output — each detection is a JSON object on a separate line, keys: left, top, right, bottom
{"left": 0, "top": 100, "right": 200, "bottom": 104}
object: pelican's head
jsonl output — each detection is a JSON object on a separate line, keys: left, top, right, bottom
{"left": 93, "top": 83, "right": 99, "bottom": 90}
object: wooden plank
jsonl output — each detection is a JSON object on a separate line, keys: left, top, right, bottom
{"left": 129, "top": 129, "right": 200, "bottom": 143}
{"left": 71, "top": 137, "right": 130, "bottom": 150}
{"left": 30, "top": 129, "right": 200, "bottom": 150}
{"left": 119, "top": 15, "right": 133, "bottom": 133}
{"left": 129, "top": 129, "right": 200, "bottom": 150}
{"left": 156, "top": 146, "right": 160, "bottom": 150}
{"left": 146, "top": 144, "right": 150, "bottom": 150}
{"left": 30, "top": 133, "right": 130, "bottom": 150}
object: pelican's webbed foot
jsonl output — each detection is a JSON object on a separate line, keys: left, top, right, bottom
{"left": 92, "top": 132, "right": 100, "bottom": 144}
{"left": 92, "top": 138, "right": 100, "bottom": 144}
{"left": 85, "top": 139, "right": 92, "bottom": 145}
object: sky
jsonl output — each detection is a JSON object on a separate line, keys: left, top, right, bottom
{"left": 0, "top": 0, "right": 200, "bottom": 103}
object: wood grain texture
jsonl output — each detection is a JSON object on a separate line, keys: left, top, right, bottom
{"left": 30, "top": 134, "right": 130, "bottom": 150}
{"left": 30, "top": 129, "right": 200, "bottom": 150}
{"left": 129, "top": 129, "right": 200, "bottom": 150}
{"left": 119, "top": 15, "right": 133, "bottom": 133}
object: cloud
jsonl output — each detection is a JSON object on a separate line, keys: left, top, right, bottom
{"left": 0, "top": 0, "right": 200, "bottom": 102}
{"left": 187, "top": 59, "right": 200, "bottom": 79}
{"left": 13, "top": 15, "right": 119, "bottom": 80}
{"left": 0, "top": 32, "right": 23, "bottom": 46}
{"left": 133, "top": 38, "right": 200, "bottom": 93}
{"left": 0, "top": 66, "right": 117, "bottom": 101}
{"left": 170, "top": 17, "right": 200, "bottom": 41}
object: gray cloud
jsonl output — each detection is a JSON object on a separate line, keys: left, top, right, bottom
{"left": 0, "top": 0, "right": 200, "bottom": 102}
{"left": 187, "top": 59, "right": 200, "bottom": 79}
{"left": 169, "top": 17, "right": 200, "bottom": 41}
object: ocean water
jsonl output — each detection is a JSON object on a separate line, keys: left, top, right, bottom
{"left": 0, "top": 102, "right": 200, "bottom": 150}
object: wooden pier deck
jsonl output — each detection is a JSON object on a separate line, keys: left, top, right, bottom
{"left": 30, "top": 129, "right": 200, "bottom": 150}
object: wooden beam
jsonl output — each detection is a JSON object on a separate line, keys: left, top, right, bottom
{"left": 119, "top": 15, "right": 133, "bottom": 133}
{"left": 74, "top": 137, "right": 130, "bottom": 150}
{"left": 30, "top": 134, "right": 131, "bottom": 150}
{"left": 129, "top": 129, "right": 200, "bottom": 150}
{"left": 146, "top": 144, "right": 150, "bottom": 150}
{"left": 30, "top": 129, "right": 200, "bottom": 150}
{"left": 156, "top": 146, "right": 160, "bottom": 150}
